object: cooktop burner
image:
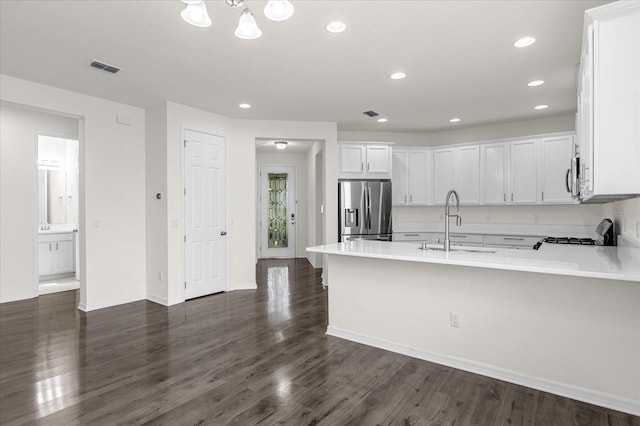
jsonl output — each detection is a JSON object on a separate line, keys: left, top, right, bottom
{"left": 543, "top": 237, "right": 596, "bottom": 245}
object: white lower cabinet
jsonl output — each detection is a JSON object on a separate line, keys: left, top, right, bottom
{"left": 38, "top": 233, "right": 75, "bottom": 276}
{"left": 393, "top": 232, "right": 429, "bottom": 242}
{"left": 425, "top": 233, "right": 484, "bottom": 246}
{"left": 484, "top": 234, "right": 543, "bottom": 249}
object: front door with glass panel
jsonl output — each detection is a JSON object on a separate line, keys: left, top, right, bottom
{"left": 259, "top": 166, "right": 296, "bottom": 258}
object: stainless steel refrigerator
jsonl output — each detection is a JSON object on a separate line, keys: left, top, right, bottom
{"left": 338, "top": 179, "right": 392, "bottom": 242}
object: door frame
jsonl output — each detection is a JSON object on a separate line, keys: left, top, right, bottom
{"left": 33, "top": 130, "right": 81, "bottom": 297}
{"left": 181, "top": 126, "right": 229, "bottom": 302}
{"left": 257, "top": 164, "right": 297, "bottom": 259}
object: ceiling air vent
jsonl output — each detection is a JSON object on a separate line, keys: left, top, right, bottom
{"left": 363, "top": 110, "right": 379, "bottom": 117}
{"left": 90, "top": 60, "right": 121, "bottom": 74}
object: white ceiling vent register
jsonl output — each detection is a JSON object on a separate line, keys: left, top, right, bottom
{"left": 90, "top": 60, "right": 120, "bottom": 74}
{"left": 179, "top": 0, "right": 294, "bottom": 40}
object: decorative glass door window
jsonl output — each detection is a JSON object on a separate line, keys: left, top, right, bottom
{"left": 268, "top": 173, "right": 288, "bottom": 248}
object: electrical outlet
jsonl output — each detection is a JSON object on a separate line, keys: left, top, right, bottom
{"left": 158, "top": 272, "right": 163, "bottom": 281}
{"left": 636, "top": 221, "right": 640, "bottom": 238}
{"left": 533, "top": 214, "right": 540, "bottom": 224}
{"left": 450, "top": 311, "right": 461, "bottom": 328}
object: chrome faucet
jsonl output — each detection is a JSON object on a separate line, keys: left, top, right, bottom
{"left": 444, "top": 190, "right": 462, "bottom": 252}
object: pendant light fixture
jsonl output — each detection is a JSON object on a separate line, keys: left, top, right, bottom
{"left": 264, "top": 1, "right": 294, "bottom": 22}
{"left": 179, "top": 0, "right": 293, "bottom": 39}
{"left": 180, "top": 0, "right": 212, "bottom": 28}
{"left": 234, "top": 7, "right": 262, "bottom": 39}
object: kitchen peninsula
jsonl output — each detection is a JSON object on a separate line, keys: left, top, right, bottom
{"left": 307, "top": 240, "right": 640, "bottom": 416}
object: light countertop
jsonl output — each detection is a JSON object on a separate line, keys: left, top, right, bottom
{"left": 307, "top": 240, "right": 640, "bottom": 282}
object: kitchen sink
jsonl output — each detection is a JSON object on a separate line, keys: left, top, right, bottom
{"left": 419, "top": 244, "right": 496, "bottom": 254}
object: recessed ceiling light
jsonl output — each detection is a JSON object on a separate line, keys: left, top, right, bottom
{"left": 528, "top": 80, "right": 544, "bottom": 87}
{"left": 449, "top": 118, "right": 461, "bottom": 123}
{"left": 239, "top": 103, "right": 251, "bottom": 109}
{"left": 377, "top": 118, "right": 388, "bottom": 123}
{"left": 326, "top": 21, "right": 346, "bottom": 33}
{"left": 534, "top": 104, "right": 549, "bottom": 110}
{"left": 514, "top": 36, "right": 536, "bottom": 48}
{"left": 390, "top": 72, "right": 406, "bottom": 80}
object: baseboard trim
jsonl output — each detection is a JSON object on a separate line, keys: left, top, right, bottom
{"left": 146, "top": 294, "right": 169, "bottom": 306}
{"left": 326, "top": 325, "right": 640, "bottom": 416}
{"left": 0, "top": 292, "right": 36, "bottom": 304}
{"left": 229, "top": 282, "right": 257, "bottom": 291}
{"left": 79, "top": 295, "right": 145, "bottom": 312}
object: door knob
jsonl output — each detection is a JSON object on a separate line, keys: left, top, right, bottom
{"left": 220, "top": 231, "right": 227, "bottom": 236}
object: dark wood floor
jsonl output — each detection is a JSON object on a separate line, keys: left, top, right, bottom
{"left": 0, "top": 258, "right": 638, "bottom": 425}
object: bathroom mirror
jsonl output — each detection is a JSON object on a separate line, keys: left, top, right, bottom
{"left": 37, "top": 135, "right": 79, "bottom": 228}
{"left": 47, "top": 170, "right": 67, "bottom": 224}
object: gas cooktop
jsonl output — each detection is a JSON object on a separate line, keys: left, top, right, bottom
{"left": 543, "top": 237, "right": 597, "bottom": 245}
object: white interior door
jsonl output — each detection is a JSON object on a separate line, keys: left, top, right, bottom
{"left": 259, "top": 165, "right": 296, "bottom": 258}
{"left": 184, "top": 129, "right": 226, "bottom": 300}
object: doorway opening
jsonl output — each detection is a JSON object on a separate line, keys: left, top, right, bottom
{"left": 36, "top": 134, "right": 80, "bottom": 295}
{"left": 258, "top": 165, "right": 297, "bottom": 259}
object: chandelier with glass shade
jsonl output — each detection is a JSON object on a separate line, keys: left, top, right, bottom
{"left": 180, "top": 0, "right": 294, "bottom": 39}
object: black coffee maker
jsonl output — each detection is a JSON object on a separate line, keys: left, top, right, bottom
{"left": 595, "top": 218, "right": 615, "bottom": 246}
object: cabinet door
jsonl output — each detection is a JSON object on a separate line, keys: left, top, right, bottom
{"left": 339, "top": 144, "right": 366, "bottom": 178}
{"left": 510, "top": 140, "right": 537, "bottom": 204}
{"left": 407, "top": 150, "right": 430, "bottom": 205}
{"left": 456, "top": 146, "right": 480, "bottom": 204}
{"left": 539, "top": 137, "right": 574, "bottom": 204}
{"left": 38, "top": 242, "right": 53, "bottom": 276}
{"left": 54, "top": 240, "right": 74, "bottom": 273}
{"left": 365, "top": 145, "right": 391, "bottom": 178}
{"left": 481, "top": 143, "right": 508, "bottom": 204}
{"left": 432, "top": 148, "right": 456, "bottom": 204}
{"left": 392, "top": 150, "right": 408, "bottom": 205}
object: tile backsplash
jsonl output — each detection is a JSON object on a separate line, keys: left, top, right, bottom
{"left": 394, "top": 204, "right": 603, "bottom": 226}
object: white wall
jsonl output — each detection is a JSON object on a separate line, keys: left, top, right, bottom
{"left": 1, "top": 75, "right": 146, "bottom": 310}
{"left": 306, "top": 142, "right": 325, "bottom": 268}
{"left": 0, "top": 104, "right": 78, "bottom": 303}
{"left": 338, "top": 113, "right": 576, "bottom": 147}
{"left": 256, "top": 152, "right": 308, "bottom": 258}
{"left": 145, "top": 102, "right": 168, "bottom": 304}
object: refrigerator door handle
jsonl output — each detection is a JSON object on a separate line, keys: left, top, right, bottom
{"left": 365, "top": 185, "right": 371, "bottom": 229}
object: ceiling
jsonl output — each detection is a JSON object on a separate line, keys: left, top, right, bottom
{"left": 0, "top": 0, "right": 609, "bottom": 134}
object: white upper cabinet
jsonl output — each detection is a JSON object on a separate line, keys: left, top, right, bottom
{"left": 456, "top": 146, "right": 480, "bottom": 204}
{"left": 509, "top": 140, "right": 537, "bottom": 204}
{"left": 432, "top": 148, "right": 456, "bottom": 204}
{"left": 339, "top": 143, "right": 392, "bottom": 179}
{"left": 481, "top": 143, "right": 508, "bottom": 204}
{"left": 577, "top": 1, "right": 640, "bottom": 202}
{"left": 392, "top": 149, "right": 409, "bottom": 205}
{"left": 407, "top": 150, "right": 431, "bottom": 205}
{"left": 539, "top": 136, "right": 575, "bottom": 204}
{"left": 393, "top": 148, "right": 431, "bottom": 205}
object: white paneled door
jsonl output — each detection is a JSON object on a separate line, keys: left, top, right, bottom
{"left": 184, "top": 129, "right": 226, "bottom": 300}
{"left": 259, "top": 166, "right": 296, "bottom": 259}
